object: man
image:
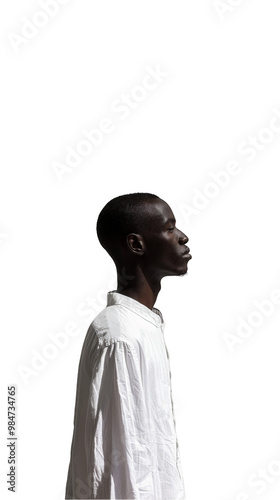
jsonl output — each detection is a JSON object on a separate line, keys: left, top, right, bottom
{"left": 65, "top": 193, "right": 191, "bottom": 499}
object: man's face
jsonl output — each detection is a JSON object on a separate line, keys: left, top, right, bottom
{"left": 141, "top": 198, "right": 192, "bottom": 278}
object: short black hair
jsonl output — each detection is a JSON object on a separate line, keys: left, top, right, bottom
{"left": 96, "top": 192, "right": 160, "bottom": 258}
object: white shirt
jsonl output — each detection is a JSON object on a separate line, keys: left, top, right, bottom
{"left": 65, "top": 291, "right": 185, "bottom": 500}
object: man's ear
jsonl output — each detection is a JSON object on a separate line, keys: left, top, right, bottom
{"left": 126, "top": 233, "right": 145, "bottom": 256}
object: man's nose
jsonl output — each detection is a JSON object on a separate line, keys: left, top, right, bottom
{"left": 178, "top": 231, "right": 188, "bottom": 244}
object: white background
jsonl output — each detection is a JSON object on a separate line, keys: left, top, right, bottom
{"left": 1, "top": 1, "right": 280, "bottom": 499}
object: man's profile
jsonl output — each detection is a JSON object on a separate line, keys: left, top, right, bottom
{"left": 65, "top": 193, "right": 192, "bottom": 499}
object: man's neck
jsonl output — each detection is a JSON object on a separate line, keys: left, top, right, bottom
{"left": 116, "top": 266, "right": 161, "bottom": 310}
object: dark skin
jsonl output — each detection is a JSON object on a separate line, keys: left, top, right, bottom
{"left": 115, "top": 198, "right": 191, "bottom": 310}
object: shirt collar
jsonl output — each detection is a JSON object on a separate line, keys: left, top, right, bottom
{"left": 107, "top": 291, "right": 164, "bottom": 327}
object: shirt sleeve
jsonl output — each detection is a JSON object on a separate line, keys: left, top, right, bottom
{"left": 90, "top": 339, "right": 154, "bottom": 499}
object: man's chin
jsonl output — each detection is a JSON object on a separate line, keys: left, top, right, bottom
{"left": 174, "top": 267, "right": 188, "bottom": 277}
{"left": 162, "top": 266, "right": 189, "bottom": 278}
{"left": 179, "top": 269, "right": 188, "bottom": 277}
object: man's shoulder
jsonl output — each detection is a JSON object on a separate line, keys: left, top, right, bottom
{"left": 89, "top": 303, "right": 132, "bottom": 346}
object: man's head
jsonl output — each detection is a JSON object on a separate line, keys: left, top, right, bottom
{"left": 96, "top": 193, "right": 191, "bottom": 279}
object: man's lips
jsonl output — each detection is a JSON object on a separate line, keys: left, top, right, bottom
{"left": 182, "top": 247, "right": 192, "bottom": 259}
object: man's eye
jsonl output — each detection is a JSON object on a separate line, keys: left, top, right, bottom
{"left": 168, "top": 227, "right": 175, "bottom": 231}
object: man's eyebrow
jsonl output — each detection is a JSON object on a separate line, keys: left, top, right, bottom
{"left": 164, "top": 217, "right": 176, "bottom": 225}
